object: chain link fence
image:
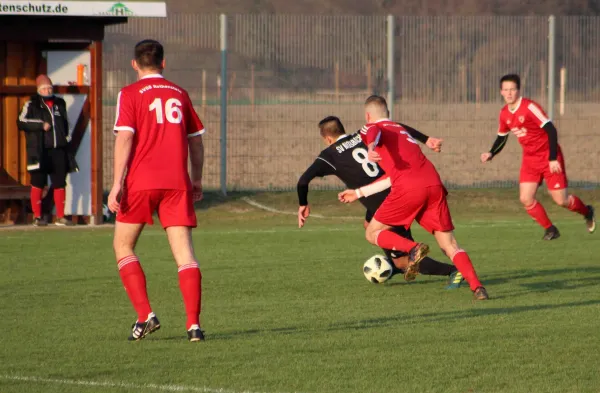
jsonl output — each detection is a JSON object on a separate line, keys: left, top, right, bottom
{"left": 102, "top": 15, "right": 600, "bottom": 192}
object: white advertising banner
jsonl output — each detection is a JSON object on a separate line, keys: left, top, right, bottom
{"left": 0, "top": 1, "right": 166, "bottom": 17}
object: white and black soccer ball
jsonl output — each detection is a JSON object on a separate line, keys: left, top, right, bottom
{"left": 363, "top": 254, "right": 393, "bottom": 284}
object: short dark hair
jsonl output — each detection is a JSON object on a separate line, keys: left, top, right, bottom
{"left": 134, "top": 39, "right": 164, "bottom": 70}
{"left": 318, "top": 116, "right": 345, "bottom": 137}
{"left": 500, "top": 74, "right": 521, "bottom": 90}
{"left": 365, "top": 94, "right": 388, "bottom": 107}
{"left": 365, "top": 95, "right": 389, "bottom": 116}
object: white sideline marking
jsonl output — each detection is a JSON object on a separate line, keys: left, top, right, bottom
{"left": 0, "top": 375, "right": 303, "bottom": 393}
{"left": 242, "top": 197, "right": 324, "bottom": 218}
{"left": 240, "top": 197, "right": 590, "bottom": 229}
{"left": 241, "top": 197, "right": 362, "bottom": 220}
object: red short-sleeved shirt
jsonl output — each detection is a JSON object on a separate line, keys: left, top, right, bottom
{"left": 360, "top": 119, "right": 442, "bottom": 191}
{"left": 113, "top": 74, "right": 204, "bottom": 192}
{"left": 497, "top": 97, "right": 559, "bottom": 159}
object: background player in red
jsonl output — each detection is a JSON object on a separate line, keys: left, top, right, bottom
{"left": 340, "top": 95, "right": 488, "bottom": 300}
{"left": 108, "top": 39, "right": 206, "bottom": 342}
{"left": 481, "top": 74, "right": 595, "bottom": 240}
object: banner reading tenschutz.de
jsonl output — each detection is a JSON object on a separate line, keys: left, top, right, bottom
{"left": 0, "top": 1, "right": 167, "bottom": 17}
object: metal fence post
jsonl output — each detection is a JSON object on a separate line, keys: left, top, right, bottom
{"left": 387, "top": 14, "right": 395, "bottom": 119}
{"left": 547, "top": 15, "right": 556, "bottom": 119}
{"left": 220, "top": 13, "right": 228, "bottom": 196}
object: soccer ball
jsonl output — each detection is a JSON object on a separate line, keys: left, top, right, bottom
{"left": 363, "top": 254, "right": 394, "bottom": 284}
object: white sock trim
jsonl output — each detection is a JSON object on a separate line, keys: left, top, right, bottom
{"left": 525, "top": 200, "right": 537, "bottom": 210}
{"left": 178, "top": 262, "right": 199, "bottom": 272}
{"left": 118, "top": 255, "right": 139, "bottom": 270}
{"left": 450, "top": 249, "right": 465, "bottom": 261}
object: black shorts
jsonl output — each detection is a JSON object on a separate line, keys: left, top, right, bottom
{"left": 365, "top": 209, "right": 375, "bottom": 223}
{"left": 29, "top": 147, "right": 68, "bottom": 189}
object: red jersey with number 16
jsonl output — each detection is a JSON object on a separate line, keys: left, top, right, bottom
{"left": 360, "top": 119, "right": 442, "bottom": 190}
{"left": 113, "top": 74, "right": 205, "bottom": 192}
{"left": 497, "top": 97, "right": 560, "bottom": 159}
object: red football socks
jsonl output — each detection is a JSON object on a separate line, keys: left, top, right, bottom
{"left": 567, "top": 195, "right": 590, "bottom": 216}
{"left": 525, "top": 200, "right": 553, "bottom": 229}
{"left": 54, "top": 188, "right": 66, "bottom": 218}
{"left": 375, "top": 229, "right": 418, "bottom": 253}
{"left": 451, "top": 250, "right": 483, "bottom": 291}
{"left": 118, "top": 255, "right": 152, "bottom": 322}
{"left": 30, "top": 187, "right": 42, "bottom": 218}
{"left": 178, "top": 262, "right": 202, "bottom": 330}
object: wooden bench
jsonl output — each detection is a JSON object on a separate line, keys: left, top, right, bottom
{"left": 0, "top": 169, "right": 30, "bottom": 225}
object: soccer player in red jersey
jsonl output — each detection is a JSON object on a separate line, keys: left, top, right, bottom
{"left": 481, "top": 74, "right": 595, "bottom": 240}
{"left": 339, "top": 95, "right": 488, "bottom": 300}
{"left": 107, "top": 40, "right": 206, "bottom": 342}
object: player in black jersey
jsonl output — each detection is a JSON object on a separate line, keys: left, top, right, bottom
{"left": 297, "top": 116, "right": 463, "bottom": 288}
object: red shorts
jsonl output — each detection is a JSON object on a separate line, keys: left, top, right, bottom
{"left": 374, "top": 185, "right": 454, "bottom": 234}
{"left": 116, "top": 189, "right": 197, "bottom": 229}
{"left": 520, "top": 154, "right": 568, "bottom": 190}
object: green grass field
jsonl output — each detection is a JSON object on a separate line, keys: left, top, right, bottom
{"left": 1, "top": 189, "right": 600, "bottom": 393}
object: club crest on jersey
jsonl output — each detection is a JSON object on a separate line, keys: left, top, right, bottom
{"left": 506, "top": 120, "right": 511, "bottom": 125}
{"left": 519, "top": 116, "right": 525, "bottom": 123}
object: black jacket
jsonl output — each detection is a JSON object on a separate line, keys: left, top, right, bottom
{"left": 17, "top": 94, "right": 78, "bottom": 173}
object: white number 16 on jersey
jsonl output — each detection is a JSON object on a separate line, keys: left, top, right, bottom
{"left": 149, "top": 98, "right": 183, "bottom": 124}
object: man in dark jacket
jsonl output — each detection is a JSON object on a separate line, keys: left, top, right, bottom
{"left": 17, "top": 74, "right": 78, "bottom": 226}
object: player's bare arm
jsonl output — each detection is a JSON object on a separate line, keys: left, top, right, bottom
{"left": 362, "top": 123, "right": 383, "bottom": 162}
{"left": 338, "top": 176, "right": 391, "bottom": 204}
{"left": 189, "top": 135, "right": 204, "bottom": 202}
{"left": 366, "top": 142, "right": 381, "bottom": 162}
{"left": 337, "top": 190, "right": 357, "bottom": 204}
{"left": 298, "top": 205, "right": 310, "bottom": 228}
{"left": 108, "top": 131, "right": 134, "bottom": 213}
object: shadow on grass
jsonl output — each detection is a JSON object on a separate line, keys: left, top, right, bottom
{"left": 172, "top": 298, "right": 600, "bottom": 343}
{"left": 145, "top": 266, "right": 600, "bottom": 342}
{"left": 185, "top": 267, "right": 600, "bottom": 341}
{"left": 325, "top": 298, "right": 600, "bottom": 331}
{"left": 384, "top": 266, "right": 600, "bottom": 289}
{"left": 480, "top": 266, "right": 600, "bottom": 286}
{"left": 385, "top": 280, "right": 433, "bottom": 287}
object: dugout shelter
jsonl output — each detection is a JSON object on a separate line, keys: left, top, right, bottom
{"left": 0, "top": 0, "right": 166, "bottom": 225}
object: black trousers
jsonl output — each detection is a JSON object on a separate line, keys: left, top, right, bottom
{"left": 29, "top": 147, "right": 68, "bottom": 189}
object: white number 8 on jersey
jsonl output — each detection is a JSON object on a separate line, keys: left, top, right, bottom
{"left": 352, "top": 148, "right": 380, "bottom": 177}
